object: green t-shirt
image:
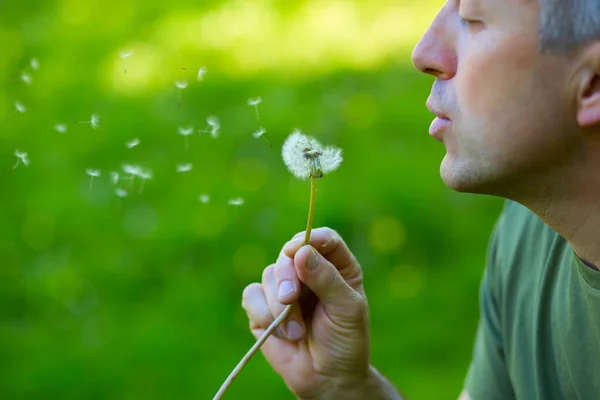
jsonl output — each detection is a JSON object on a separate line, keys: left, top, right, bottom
{"left": 464, "top": 200, "right": 600, "bottom": 399}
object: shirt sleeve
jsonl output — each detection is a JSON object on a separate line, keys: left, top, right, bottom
{"left": 464, "top": 205, "right": 516, "bottom": 399}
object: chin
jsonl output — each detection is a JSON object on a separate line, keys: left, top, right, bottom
{"left": 439, "top": 154, "right": 499, "bottom": 195}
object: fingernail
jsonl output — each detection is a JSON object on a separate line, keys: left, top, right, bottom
{"left": 278, "top": 280, "right": 296, "bottom": 299}
{"left": 307, "top": 247, "right": 319, "bottom": 270}
{"left": 286, "top": 320, "right": 305, "bottom": 341}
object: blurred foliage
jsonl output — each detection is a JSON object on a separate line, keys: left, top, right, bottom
{"left": 0, "top": 0, "right": 504, "bottom": 399}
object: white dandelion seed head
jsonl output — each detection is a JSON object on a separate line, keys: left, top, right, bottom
{"left": 197, "top": 66, "right": 207, "bottom": 81}
{"left": 198, "top": 194, "right": 210, "bottom": 203}
{"left": 176, "top": 163, "right": 192, "bottom": 173}
{"left": 126, "top": 138, "right": 140, "bottom": 148}
{"left": 123, "top": 164, "right": 143, "bottom": 176}
{"left": 30, "top": 58, "right": 39, "bottom": 70}
{"left": 54, "top": 124, "right": 67, "bottom": 133}
{"left": 90, "top": 114, "right": 100, "bottom": 129}
{"left": 115, "top": 188, "right": 128, "bottom": 198}
{"left": 175, "top": 80, "right": 188, "bottom": 89}
{"left": 281, "top": 130, "right": 343, "bottom": 180}
{"left": 86, "top": 168, "right": 101, "bottom": 177}
{"left": 15, "top": 101, "right": 26, "bottom": 113}
{"left": 248, "top": 97, "right": 262, "bottom": 106}
{"left": 120, "top": 50, "right": 133, "bottom": 59}
{"left": 252, "top": 127, "right": 267, "bottom": 139}
{"left": 178, "top": 126, "right": 194, "bottom": 136}
{"left": 228, "top": 197, "right": 244, "bottom": 206}
{"left": 110, "top": 171, "right": 120, "bottom": 185}
{"left": 20, "top": 72, "right": 32, "bottom": 84}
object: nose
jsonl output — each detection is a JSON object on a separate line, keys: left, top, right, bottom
{"left": 411, "top": 6, "right": 457, "bottom": 80}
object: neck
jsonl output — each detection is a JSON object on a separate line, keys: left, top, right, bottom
{"left": 511, "top": 142, "right": 600, "bottom": 271}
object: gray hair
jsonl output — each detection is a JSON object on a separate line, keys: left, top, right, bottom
{"left": 540, "top": 0, "right": 600, "bottom": 52}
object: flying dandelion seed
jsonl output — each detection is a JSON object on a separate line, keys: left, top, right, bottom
{"left": 90, "top": 114, "right": 100, "bottom": 129}
{"left": 86, "top": 168, "right": 101, "bottom": 192}
{"left": 20, "top": 72, "right": 32, "bottom": 85}
{"left": 199, "top": 194, "right": 210, "bottom": 203}
{"left": 12, "top": 149, "right": 30, "bottom": 170}
{"left": 126, "top": 138, "right": 140, "bottom": 149}
{"left": 30, "top": 58, "right": 39, "bottom": 70}
{"left": 15, "top": 101, "right": 26, "bottom": 113}
{"left": 175, "top": 80, "right": 188, "bottom": 106}
{"left": 54, "top": 124, "right": 67, "bottom": 134}
{"left": 178, "top": 126, "right": 194, "bottom": 151}
{"left": 282, "top": 129, "right": 343, "bottom": 180}
{"left": 115, "top": 188, "right": 128, "bottom": 198}
{"left": 228, "top": 197, "right": 244, "bottom": 206}
{"left": 110, "top": 171, "right": 120, "bottom": 185}
{"left": 228, "top": 197, "right": 244, "bottom": 221}
{"left": 75, "top": 114, "right": 99, "bottom": 129}
{"left": 248, "top": 97, "right": 262, "bottom": 120}
{"left": 197, "top": 66, "right": 207, "bottom": 81}
{"left": 198, "top": 116, "right": 220, "bottom": 138}
{"left": 120, "top": 50, "right": 133, "bottom": 73}
{"left": 176, "top": 163, "right": 192, "bottom": 173}
{"left": 138, "top": 169, "right": 153, "bottom": 194}
{"left": 122, "top": 164, "right": 142, "bottom": 189}
{"left": 252, "top": 127, "right": 271, "bottom": 147}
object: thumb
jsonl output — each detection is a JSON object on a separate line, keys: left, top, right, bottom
{"left": 294, "top": 245, "right": 365, "bottom": 323}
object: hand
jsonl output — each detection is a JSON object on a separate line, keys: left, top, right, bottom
{"left": 242, "top": 227, "right": 371, "bottom": 399}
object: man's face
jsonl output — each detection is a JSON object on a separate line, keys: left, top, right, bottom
{"left": 412, "top": 0, "right": 579, "bottom": 198}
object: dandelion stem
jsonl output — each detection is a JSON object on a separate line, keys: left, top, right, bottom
{"left": 89, "top": 177, "right": 94, "bottom": 192}
{"left": 260, "top": 136, "right": 272, "bottom": 147}
{"left": 254, "top": 106, "right": 259, "bottom": 120}
{"left": 213, "top": 174, "right": 317, "bottom": 400}
{"left": 185, "top": 136, "right": 189, "bottom": 152}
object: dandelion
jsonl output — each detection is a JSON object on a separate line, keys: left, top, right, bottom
{"left": 282, "top": 129, "right": 343, "bottom": 180}
{"left": 20, "top": 72, "right": 32, "bottom": 85}
{"left": 15, "top": 101, "right": 26, "bottom": 113}
{"left": 12, "top": 149, "right": 30, "bottom": 170}
{"left": 248, "top": 97, "right": 262, "bottom": 120}
{"left": 138, "top": 168, "right": 152, "bottom": 194}
{"left": 197, "top": 66, "right": 207, "bottom": 81}
{"left": 30, "top": 58, "right": 39, "bottom": 70}
{"left": 120, "top": 50, "right": 133, "bottom": 73}
{"left": 75, "top": 114, "right": 100, "bottom": 129}
{"left": 199, "top": 194, "right": 210, "bottom": 203}
{"left": 54, "top": 124, "right": 67, "bottom": 134}
{"left": 175, "top": 80, "right": 188, "bottom": 106}
{"left": 176, "top": 163, "right": 192, "bottom": 173}
{"left": 86, "top": 168, "right": 101, "bottom": 192}
{"left": 115, "top": 188, "right": 128, "bottom": 198}
{"left": 199, "top": 116, "right": 220, "bottom": 138}
{"left": 178, "top": 126, "right": 194, "bottom": 151}
{"left": 213, "top": 129, "right": 344, "bottom": 400}
{"left": 126, "top": 138, "right": 140, "bottom": 149}
{"left": 110, "top": 171, "right": 120, "bottom": 185}
{"left": 252, "top": 127, "right": 271, "bottom": 147}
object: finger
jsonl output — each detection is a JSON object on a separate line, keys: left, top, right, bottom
{"left": 242, "top": 282, "right": 286, "bottom": 340}
{"left": 284, "top": 227, "right": 364, "bottom": 293}
{"left": 294, "top": 245, "right": 367, "bottom": 326}
{"left": 274, "top": 249, "right": 301, "bottom": 305}
{"left": 241, "top": 283, "right": 302, "bottom": 369}
{"left": 263, "top": 264, "right": 306, "bottom": 341}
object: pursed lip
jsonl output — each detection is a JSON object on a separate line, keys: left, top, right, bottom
{"left": 425, "top": 99, "right": 450, "bottom": 120}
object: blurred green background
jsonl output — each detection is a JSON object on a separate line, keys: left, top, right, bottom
{"left": 0, "top": 0, "right": 505, "bottom": 398}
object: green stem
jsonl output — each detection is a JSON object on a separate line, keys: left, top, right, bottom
{"left": 213, "top": 174, "right": 318, "bottom": 400}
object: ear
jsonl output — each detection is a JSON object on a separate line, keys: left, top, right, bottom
{"left": 576, "top": 42, "right": 600, "bottom": 127}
